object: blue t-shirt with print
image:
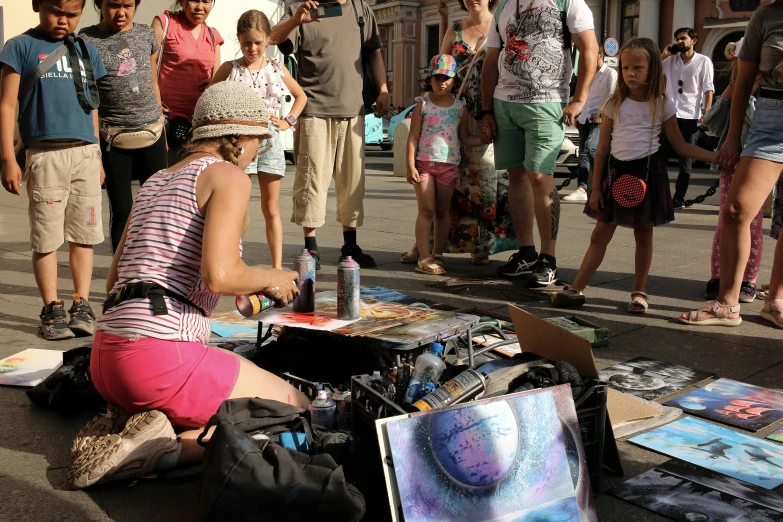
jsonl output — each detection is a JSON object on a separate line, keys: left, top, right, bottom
{"left": 0, "top": 29, "right": 107, "bottom": 146}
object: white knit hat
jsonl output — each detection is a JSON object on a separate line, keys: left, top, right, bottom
{"left": 191, "top": 82, "right": 273, "bottom": 141}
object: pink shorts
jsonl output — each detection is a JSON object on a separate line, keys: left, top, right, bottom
{"left": 90, "top": 331, "right": 240, "bottom": 428}
{"left": 416, "top": 160, "right": 459, "bottom": 188}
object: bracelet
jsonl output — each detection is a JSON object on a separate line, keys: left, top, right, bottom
{"left": 479, "top": 109, "right": 494, "bottom": 118}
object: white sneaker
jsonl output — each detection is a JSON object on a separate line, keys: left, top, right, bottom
{"left": 562, "top": 188, "right": 588, "bottom": 202}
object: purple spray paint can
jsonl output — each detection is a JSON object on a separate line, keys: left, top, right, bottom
{"left": 293, "top": 249, "right": 315, "bottom": 313}
{"left": 337, "top": 256, "right": 360, "bottom": 320}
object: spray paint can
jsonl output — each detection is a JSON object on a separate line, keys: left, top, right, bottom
{"left": 411, "top": 369, "right": 486, "bottom": 412}
{"left": 292, "top": 249, "right": 316, "bottom": 313}
{"left": 309, "top": 389, "right": 337, "bottom": 429}
{"left": 337, "top": 256, "right": 360, "bottom": 320}
{"left": 331, "top": 388, "right": 352, "bottom": 431}
{"left": 235, "top": 293, "right": 274, "bottom": 318}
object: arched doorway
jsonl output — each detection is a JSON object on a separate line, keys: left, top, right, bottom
{"left": 705, "top": 29, "right": 746, "bottom": 97}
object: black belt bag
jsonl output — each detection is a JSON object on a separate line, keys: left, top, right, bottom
{"left": 103, "top": 282, "right": 206, "bottom": 316}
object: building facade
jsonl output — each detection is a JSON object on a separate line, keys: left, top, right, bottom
{"left": 371, "top": 0, "right": 775, "bottom": 108}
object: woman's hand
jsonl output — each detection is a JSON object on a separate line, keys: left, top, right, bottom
{"left": 259, "top": 268, "right": 300, "bottom": 306}
{"left": 407, "top": 166, "right": 420, "bottom": 184}
{"left": 161, "top": 101, "right": 170, "bottom": 116}
{"left": 589, "top": 190, "right": 604, "bottom": 213}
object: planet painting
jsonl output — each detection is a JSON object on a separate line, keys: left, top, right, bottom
{"left": 431, "top": 400, "right": 519, "bottom": 487}
{"left": 384, "top": 388, "right": 591, "bottom": 522}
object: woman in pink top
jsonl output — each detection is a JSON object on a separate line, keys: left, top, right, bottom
{"left": 152, "top": 0, "right": 224, "bottom": 162}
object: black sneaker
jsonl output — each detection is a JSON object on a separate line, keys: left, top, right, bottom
{"left": 308, "top": 250, "right": 321, "bottom": 271}
{"left": 673, "top": 198, "right": 685, "bottom": 209}
{"left": 68, "top": 295, "right": 96, "bottom": 337}
{"left": 340, "top": 245, "right": 376, "bottom": 268}
{"left": 527, "top": 258, "right": 558, "bottom": 287}
{"left": 705, "top": 278, "right": 720, "bottom": 300}
{"left": 496, "top": 251, "right": 539, "bottom": 278}
{"left": 39, "top": 300, "right": 76, "bottom": 341}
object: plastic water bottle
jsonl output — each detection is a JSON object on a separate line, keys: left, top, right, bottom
{"left": 309, "top": 389, "right": 337, "bottom": 429}
{"left": 404, "top": 342, "right": 446, "bottom": 404}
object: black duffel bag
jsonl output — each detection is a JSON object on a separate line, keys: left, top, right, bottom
{"left": 197, "top": 398, "right": 365, "bottom": 522}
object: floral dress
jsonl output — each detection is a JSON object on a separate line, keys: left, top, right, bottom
{"left": 447, "top": 21, "right": 517, "bottom": 256}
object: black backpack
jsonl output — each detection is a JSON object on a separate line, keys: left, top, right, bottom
{"left": 197, "top": 398, "right": 365, "bottom": 522}
{"left": 26, "top": 346, "right": 105, "bottom": 414}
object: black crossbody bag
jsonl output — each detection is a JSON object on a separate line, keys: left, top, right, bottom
{"left": 349, "top": 0, "right": 380, "bottom": 115}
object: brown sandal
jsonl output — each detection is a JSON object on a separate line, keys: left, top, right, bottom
{"left": 760, "top": 298, "right": 783, "bottom": 329}
{"left": 679, "top": 300, "right": 742, "bottom": 327}
{"left": 415, "top": 256, "right": 447, "bottom": 275}
{"left": 400, "top": 247, "right": 419, "bottom": 264}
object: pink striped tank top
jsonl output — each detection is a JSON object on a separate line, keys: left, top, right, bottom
{"left": 99, "top": 156, "right": 236, "bottom": 343}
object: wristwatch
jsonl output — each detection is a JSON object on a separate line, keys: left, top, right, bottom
{"left": 284, "top": 114, "right": 297, "bottom": 131}
{"left": 479, "top": 109, "right": 494, "bottom": 118}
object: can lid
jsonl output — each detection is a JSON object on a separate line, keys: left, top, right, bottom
{"left": 338, "top": 255, "right": 360, "bottom": 268}
{"left": 299, "top": 248, "right": 312, "bottom": 258}
{"left": 316, "top": 390, "right": 329, "bottom": 400}
{"left": 371, "top": 370, "right": 382, "bottom": 380}
{"left": 429, "top": 342, "right": 444, "bottom": 355}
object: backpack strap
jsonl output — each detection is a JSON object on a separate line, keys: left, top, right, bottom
{"left": 494, "top": 0, "right": 510, "bottom": 49}
{"left": 18, "top": 44, "right": 68, "bottom": 105}
{"left": 156, "top": 13, "right": 170, "bottom": 79}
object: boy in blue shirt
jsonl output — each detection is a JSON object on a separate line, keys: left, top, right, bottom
{"left": 0, "top": 0, "right": 107, "bottom": 340}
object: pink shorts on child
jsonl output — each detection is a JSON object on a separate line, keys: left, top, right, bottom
{"left": 416, "top": 160, "right": 459, "bottom": 188}
{"left": 90, "top": 331, "right": 240, "bottom": 428}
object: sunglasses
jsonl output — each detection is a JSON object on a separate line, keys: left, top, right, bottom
{"left": 678, "top": 80, "right": 683, "bottom": 94}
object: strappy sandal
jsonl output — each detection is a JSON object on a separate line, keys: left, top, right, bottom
{"left": 760, "top": 298, "right": 783, "bottom": 329}
{"left": 549, "top": 286, "right": 586, "bottom": 308}
{"left": 400, "top": 247, "right": 419, "bottom": 264}
{"left": 415, "top": 256, "right": 447, "bottom": 275}
{"left": 679, "top": 300, "right": 742, "bottom": 327}
{"left": 628, "top": 291, "right": 649, "bottom": 314}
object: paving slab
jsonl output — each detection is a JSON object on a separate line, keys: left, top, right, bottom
{"left": 1, "top": 153, "right": 781, "bottom": 521}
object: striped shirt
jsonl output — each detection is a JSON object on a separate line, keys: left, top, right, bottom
{"left": 100, "top": 156, "right": 237, "bottom": 343}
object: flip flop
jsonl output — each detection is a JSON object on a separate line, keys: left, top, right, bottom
{"left": 628, "top": 291, "right": 649, "bottom": 314}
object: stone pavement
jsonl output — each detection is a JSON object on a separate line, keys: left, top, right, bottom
{"left": 0, "top": 149, "right": 781, "bottom": 521}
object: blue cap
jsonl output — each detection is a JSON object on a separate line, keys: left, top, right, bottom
{"left": 429, "top": 342, "right": 444, "bottom": 355}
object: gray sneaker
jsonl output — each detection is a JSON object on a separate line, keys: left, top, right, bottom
{"left": 67, "top": 410, "right": 179, "bottom": 489}
{"left": 39, "top": 301, "right": 76, "bottom": 341}
{"left": 68, "top": 295, "right": 96, "bottom": 337}
{"left": 71, "top": 403, "right": 131, "bottom": 460}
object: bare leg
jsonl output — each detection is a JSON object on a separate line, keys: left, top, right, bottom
{"left": 570, "top": 221, "right": 617, "bottom": 291}
{"left": 69, "top": 243, "right": 93, "bottom": 300}
{"left": 507, "top": 167, "right": 535, "bottom": 247}
{"left": 177, "top": 354, "right": 310, "bottom": 465}
{"left": 304, "top": 227, "right": 316, "bottom": 238}
{"left": 528, "top": 171, "right": 558, "bottom": 257}
{"left": 32, "top": 251, "right": 58, "bottom": 306}
{"left": 716, "top": 158, "right": 782, "bottom": 306}
{"left": 258, "top": 173, "right": 283, "bottom": 269}
{"left": 413, "top": 179, "right": 436, "bottom": 260}
{"left": 768, "top": 231, "right": 783, "bottom": 303}
{"left": 432, "top": 182, "right": 456, "bottom": 256}
{"left": 630, "top": 225, "right": 654, "bottom": 312}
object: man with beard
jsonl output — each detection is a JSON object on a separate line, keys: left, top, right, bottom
{"left": 480, "top": 0, "right": 598, "bottom": 287}
{"left": 661, "top": 28, "right": 714, "bottom": 208}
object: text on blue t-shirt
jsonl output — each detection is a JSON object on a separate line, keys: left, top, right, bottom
{"left": 0, "top": 29, "right": 107, "bottom": 146}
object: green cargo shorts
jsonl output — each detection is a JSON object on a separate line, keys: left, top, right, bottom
{"left": 492, "top": 100, "right": 565, "bottom": 175}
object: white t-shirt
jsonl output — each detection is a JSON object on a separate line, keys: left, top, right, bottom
{"left": 609, "top": 97, "right": 677, "bottom": 161}
{"left": 662, "top": 53, "right": 715, "bottom": 120}
{"left": 577, "top": 64, "right": 617, "bottom": 124}
{"left": 487, "top": 0, "right": 594, "bottom": 104}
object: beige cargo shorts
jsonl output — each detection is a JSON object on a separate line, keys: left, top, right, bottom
{"left": 291, "top": 116, "right": 365, "bottom": 228}
{"left": 25, "top": 141, "right": 104, "bottom": 253}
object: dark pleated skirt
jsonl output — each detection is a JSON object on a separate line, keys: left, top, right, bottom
{"left": 585, "top": 153, "right": 675, "bottom": 228}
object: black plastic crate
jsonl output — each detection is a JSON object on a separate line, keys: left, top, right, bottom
{"left": 350, "top": 373, "right": 608, "bottom": 495}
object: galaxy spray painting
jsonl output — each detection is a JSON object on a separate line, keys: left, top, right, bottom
{"left": 665, "top": 378, "right": 783, "bottom": 431}
{"left": 611, "top": 459, "right": 783, "bottom": 521}
{"left": 630, "top": 417, "right": 783, "bottom": 489}
{"left": 383, "top": 386, "right": 596, "bottom": 522}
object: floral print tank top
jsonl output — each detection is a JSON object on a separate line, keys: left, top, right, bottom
{"left": 415, "top": 95, "right": 465, "bottom": 165}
